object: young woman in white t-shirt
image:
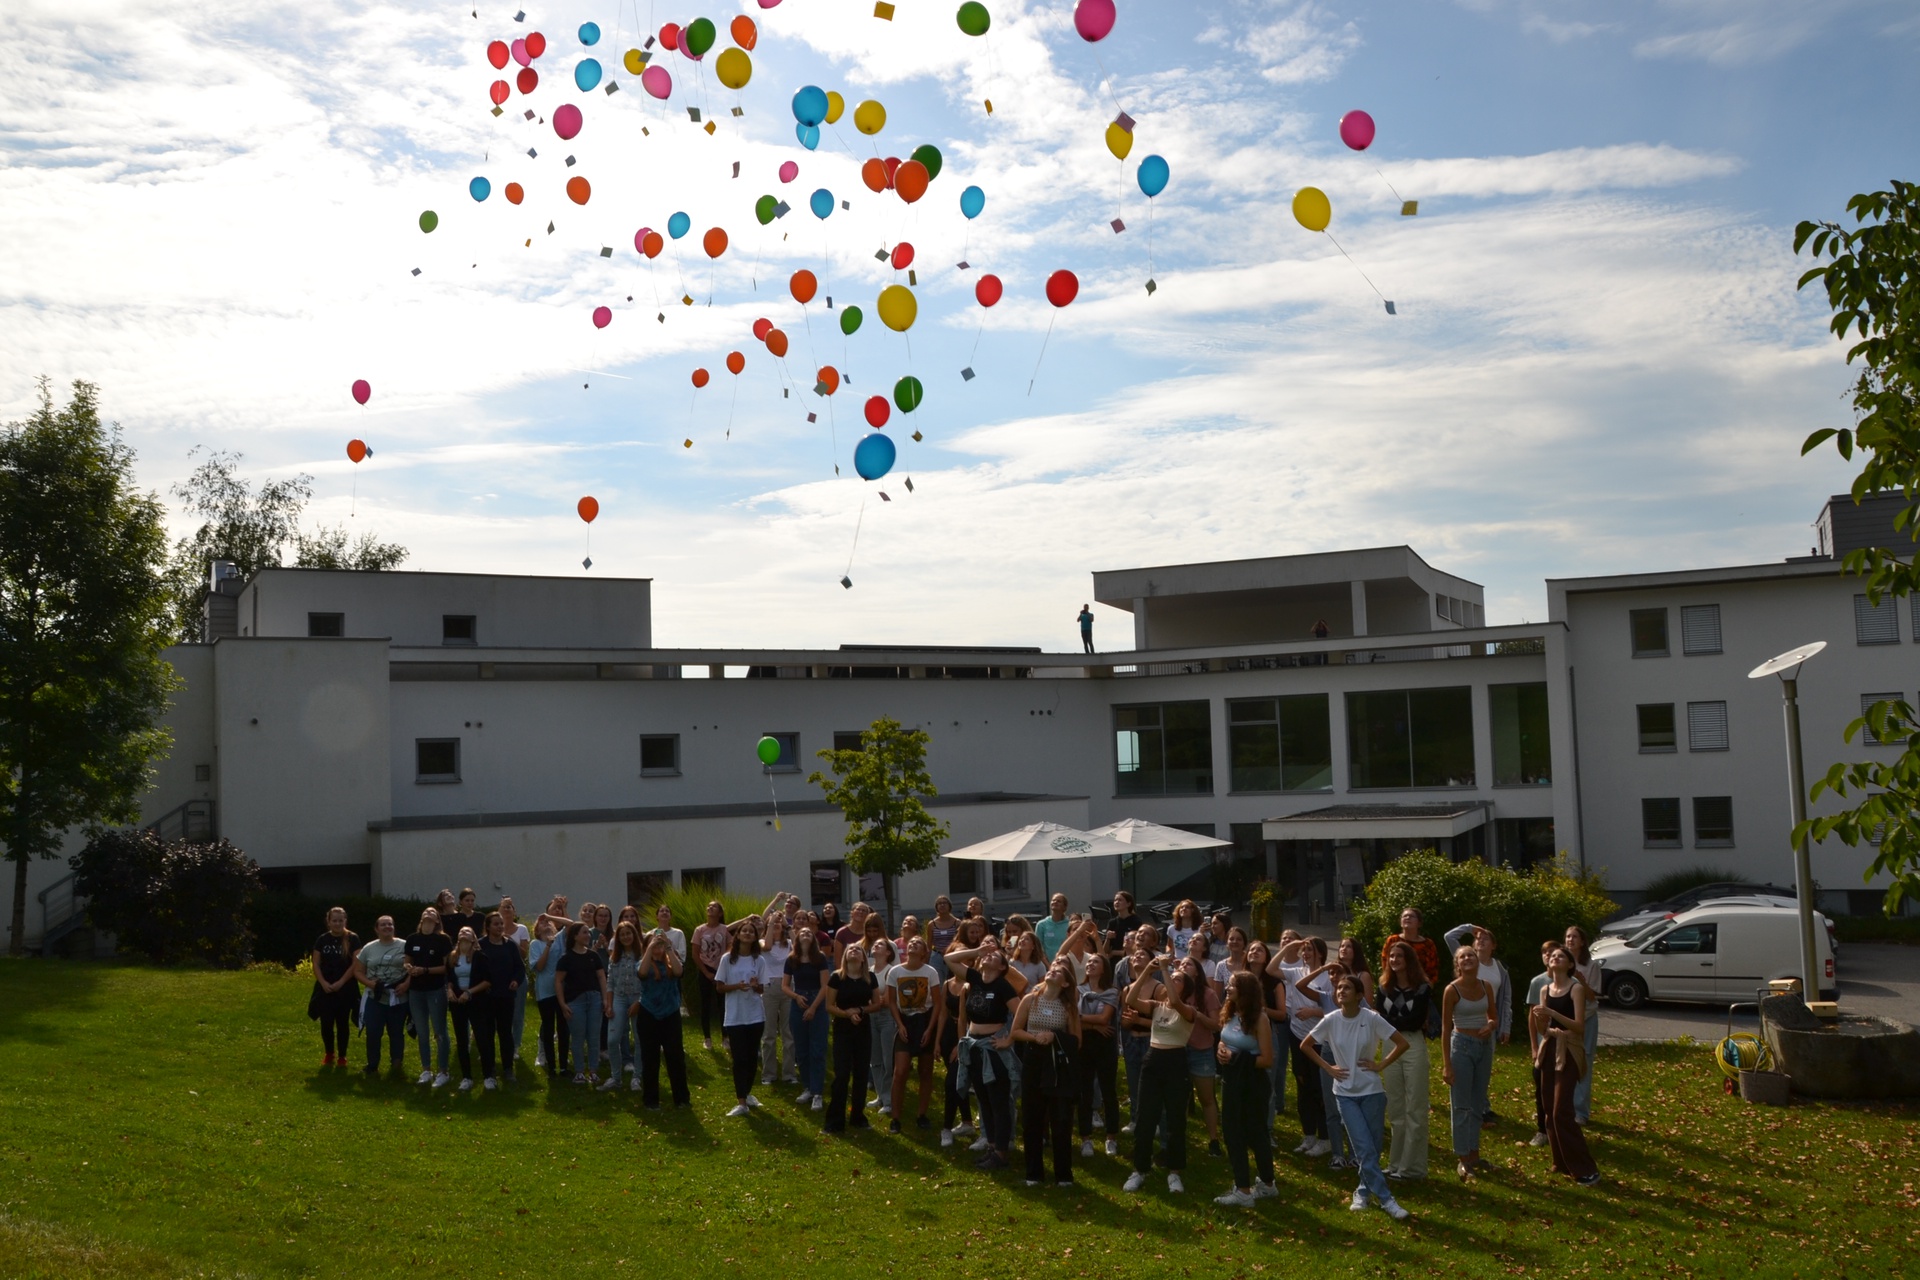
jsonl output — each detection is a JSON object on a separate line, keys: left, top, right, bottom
{"left": 713, "top": 922, "right": 767, "bottom": 1116}
{"left": 1299, "top": 973, "right": 1412, "bottom": 1220}
{"left": 758, "top": 912, "right": 795, "bottom": 1087}
{"left": 867, "top": 937, "right": 899, "bottom": 1119}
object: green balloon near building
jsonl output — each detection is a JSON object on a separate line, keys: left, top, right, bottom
{"left": 685, "top": 17, "right": 717, "bottom": 56}
{"left": 839, "top": 305, "right": 863, "bottom": 336}
{"left": 755, "top": 194, "right": 777, "bottom": 225}
{"left": 956, "top": 2, "right": 990, "bottom": 36}
{"left": 756, "top": 735, "right": 782, "bottom": 766}
{"left": 894, "top": 375, "right": 924, "bottom": 413}
{"left": 910, "top": 144, "right": 943, "bottom": 182}
{"left": 419, "top": 210, "right": 439, "bottom": 233}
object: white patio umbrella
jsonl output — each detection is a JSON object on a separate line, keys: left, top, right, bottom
{"left": 941, "top": 822, "right": 1133, "bottom": 900}
{"left": 1086, "top": 818, "right": 1234, "bottom": 902}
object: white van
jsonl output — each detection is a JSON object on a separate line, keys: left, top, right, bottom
{"left": 1593, "top": 902, "right": 1837, "bottom": 1008}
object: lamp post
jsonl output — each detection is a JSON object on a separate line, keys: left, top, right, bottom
{"left": 1748, "top": 641, "right": 1828, "bottom": 1004}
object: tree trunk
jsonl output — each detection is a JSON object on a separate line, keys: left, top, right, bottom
{"left": 883, "top": 872, "right": 899, "bottom": 936}
{"left": 8, "top": 853, "right": 28, "bottom": 957}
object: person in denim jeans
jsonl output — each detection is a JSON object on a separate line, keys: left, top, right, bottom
{"left": 352, "top": 916, "right": 410, "bottom": 1074}
{"left": 1442, "top": 944, "right": 1496, "bottom": 1179}
{"left": 1300, "top": 973, "right": 1412, "bottom": 1220}
{"left": 1245, "top": 941, "right": 1287, "bottom": 1130}
{"left": 402, "top": 908, "right": 453, "bottom": 1085}
{"left": 783, "top": 927, "right": 832, "bottom": 1106}
{"left": 603, "top": 922, "right": 646, "bottom": 1091}
{"left": 555, "top": 921, "right": 610, "bottom": 1085}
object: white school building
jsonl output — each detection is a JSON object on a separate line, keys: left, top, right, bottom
{"left": 11, "top": 493, "right": 1916, "bottom": 952}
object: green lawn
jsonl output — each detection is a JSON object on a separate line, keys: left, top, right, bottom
{"left": 1, "top": 961, "right": 1915, "bottom": 1279}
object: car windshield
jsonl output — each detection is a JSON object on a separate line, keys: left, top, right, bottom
{"left": 1626, "top": 919, "right": 1674, "bottom": 949}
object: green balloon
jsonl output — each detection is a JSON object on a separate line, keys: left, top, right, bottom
{"left": 755, "top": 194, "right": 777, "bottom": 226}
{"left": 685, "top": 17, "right": 716, "bottom": 56}
{"left": 894, "top": 375, "right": 924, "bottom": 413}
{"left": 910, "top": 144, "right": 943, "bottom": 182}
{"left": 418, "top": 210, "right": 439, "bottom": 233}
{"left": 756, "top": 735, "right": 782, "bottom": 766}
{"left": 839, "top": 305, "right": 863, "bottom": 336}
{"left": 956, "top": 2, "right": 990, "bottom": 36}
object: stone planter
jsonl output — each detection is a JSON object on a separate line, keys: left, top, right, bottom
{"left": 1760, "top": 994, "right": 1920, "bottom": 1100}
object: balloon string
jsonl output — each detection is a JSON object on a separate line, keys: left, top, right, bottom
{"left": 969, "top": 318, "right": 985, "bottom": 365}
{"left": 845, "top": 496, "right": 866, "bottom": 575}
{"left": 1323, "top": 232, "right": 1388, "bottom": 303}
{"left": 1027, "top": 312, "right": 1056, "bottom": 395}
{"left": 1090, "top": 50, "right": 1128, "bottom": 117}
{"left": 1147, "top": 199, "right": 1155, "bottom": 277}
{"left": 350, "top": 471, "right": 357, "bottom": 519}
{"left": 766, "top": 770, "right": 782, "bottom": 829}
{"left": 1373, "top": 167, "right": 1406, "bottom": 204}
{"left": 727, "top": 374, "right": 738, "bottom": 439}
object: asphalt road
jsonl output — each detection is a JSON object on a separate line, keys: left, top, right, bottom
{"left": 1596, "top": 942, "right": 1920, "bottom": 1044}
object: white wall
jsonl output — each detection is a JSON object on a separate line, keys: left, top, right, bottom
{"left": 238, "top": 568, "right": 652, "bottom": 649}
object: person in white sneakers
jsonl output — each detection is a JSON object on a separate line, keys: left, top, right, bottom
{"left": 714, "top": 922, "right": 768, "bottom": 1117}
{"left": 1299, "top": 973, "right": 1413, "bottom": 1221}
{"left": 783, "top": 927, "right": 832, "bottom": 1109}
{"left": 1075, "top": 953, "right": 1122, "bottom": 1157}
{"left": 1212, "top": 972, "right": 1278, "bottom": 1206}
{"left": 1122, "top": 953, "right": 1197, "bottom": 1196}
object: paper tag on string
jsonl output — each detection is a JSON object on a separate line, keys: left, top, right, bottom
{"left": 1145, "top": 278, "right": 1157, "bottom": 295}
{"left": 911, "top": 430, "right": 923, "bottom": 442}
{"left": 688, "top": 108, "right": 702, "bottom": 123}
{"left": 984, "top": 99, "right": 993, "bottom": 115}
{"left": 565, "top": 155, "right": 576, "bottom": 166}
{"left": 657, "top": 312, "right": 666, "bottom": 322}
{"left": 732, "top": 162, "right": 740, "bottom": 177}
{"left": 731, "top": 106, "right": 743, "bottom": 117}
{"left": 773, "top": 201, "right": 789, "bottom": 217}
{"left": 908, "top": 269, "right": 917, "bottom": 285}
{"left": 1111, "top": 219, "right": 1125, "bottom": 233}
{"left": 904, "top": 477, "right": 914, "bottom": 492}
{"left": 604, "top": 82, "right": 619, "bottom": 95}
{"left": 1384, "top": 301, "right": 1397, "bottom": 315}
{"left": 683, "top": 439, "right": 692, "bottom": 449}
{"left": 411, "top": 267, "right": 421, "bottom": 276}
{"left": 681, "top": 294, "right": 694, "bottom": 306}
{"left": 841, "top": 199, "right": 850, "bottom": 210}
{"left": 874, "top": 249, "right": 889, "bottom": 262}
{"left": 1115, "top": 111, "right": 1135, "bottom": 132}
{"left": 547, "top": 221, "right": 555, "bottom": 234}
{"left": 806, "top": 411, "right": 817, "bottom": 423}
{"left": 599, "top": 246, "right": 612, "bottom": 258}
{"left": 879, "top": 492, "right": 891, "bottom": 502}
{"left": 874, "top": 1, "right": 895, "bottom": 17}
{"left": 704, "top": 121, "right": 716, "bottom": 135}
{"left": 1401, "top": 201, "right": 1418, "bottom": 216}
{"left": 840, "top": 576, "right": 853, "bottom": 589}
{"left": 644, "top": 35, "right": 655, "bottom": 48}
{"left": 813, "top": 381, "right": 830, "bottom": 396}
{"left": 526, "top": 147, "right": 538, "bottom": 158}
{"left": 961, "top": 367, "right": 975, "bottom": 381}
{"left": 956, "top": 260, "right": 970, "bottom": 270}
{"left": 491, "top": 106, "right": 503, "bottom": 117}
{"left": 524, "top": 110, "right": 535, "bottom": 120}
{"left": 514, "top": 9, "right": 525, "bottom": 20}
{"left": 825, "top": 296, "right": 834, "bottom": 307}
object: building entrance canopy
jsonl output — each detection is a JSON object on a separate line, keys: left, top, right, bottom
{"left": 1262, "top": 802, "right": 1491, "bottom": 843}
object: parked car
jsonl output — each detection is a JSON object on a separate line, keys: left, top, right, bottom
{"left": 1594, "top": 902, "right": 1837, "bottom": 1009}
{"left": 1599, "top": 881, "right": 1796, "bottom": 938}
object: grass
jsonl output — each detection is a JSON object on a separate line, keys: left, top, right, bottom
{"left": 1, "top": 961, "right": 1916, "bottom": 1280}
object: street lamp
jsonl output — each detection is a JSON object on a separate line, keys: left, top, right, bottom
{"left": 1748, "top": 640, "right": 1828, "bottom": 1004}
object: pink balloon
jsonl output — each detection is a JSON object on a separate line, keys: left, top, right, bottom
{"left": 1339, "top": 109, "right": 1375, "bottom": 151}
{"left": 350, "top": 379, "right": 371, "bottom": 406}
{"left": 680, "top": 39, "right": 703, "bottom": 63}
{"left": 592, "top": 306, "right": 612, "bottom": 329}
{"left": 757, "top": 0, "right": 783, "bottom": 8}
{"left": 553, "top": 103, "right": 582, "bottom": 140}
{"left": 778, "top": 160, "right": 798, "bottom": 183}
{"left": 1073, "top": 0, "right": 1115, "bottom": 42}
{"left": 634, "top": 227, "right": 652, "bottom": 254}
{"left": 641, "top": 64, "right": 672, "bottom": 99}
{"left": 511, "top": 37, "right": 530, "bottom": 67}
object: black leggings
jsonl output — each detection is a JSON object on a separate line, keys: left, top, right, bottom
{"left": 1221, "top": 1051, "right": 1275, "bottom": 1189}
{"left": 320, "top": 1010, "right": 353, "bottom": 1057}
{"left": 828, "top": 1019, "right": 872, "bottom": 1128}
{"left": 1022, "top": 1044, "right": 1075, "bottom": 1183}
{"left": 699, "top": 972, "right": 722, "bottom": 1040}
{"left": 484, "top": 997, "right": 515, "bottom": 1077}
{"left": 1076, "top": 1032, "right": 1120, "bottom": 1137}
{"left": 969, "top": 1044, "right": 1015, "bottom": 1154}
{"left": 538, "top": 996, "right": 568, "bottom": 1074}
{"left": 1291, "top": 1037, "right": 1328, "bottom": 1139}
{"left": 638, "top": 1007, "right": 691, "bottom": 1105}
{"left": 451, "top": 999, "right": 479, "bottom": 1079}
{"left": 725, "top": 1022, "right": 764, "bottom": 1100}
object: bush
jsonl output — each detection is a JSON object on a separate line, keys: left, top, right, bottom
{"left": 247, "top": 893, "right": 431, "bottom": 968}
{"left": 73, "top": 830, "right": 261, "bottom": 967}
{"left": 1640, "top": 866, "right": 1741, "bottom": 904}
{"left": 645, "top": 881, "right": 778, "bottom": 939}
{"left": 1834, "top": 914, "right": 1920, "bottom": 945}
{"left": 1346, "top": 849, "right": 1616, "bottom": 1023}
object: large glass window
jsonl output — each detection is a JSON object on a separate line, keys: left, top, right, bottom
{"left": 1228, "top": 695, "right": 1332, "bottom": 792}
{"left": 1489, "top": 682, "right": 1551, "bottom": 786}
{"left": 1346, "top": 687, "right": 1475, "bottom": 789}
{"left": 1114, "top": 702, "right": 1213, "bottom": 795}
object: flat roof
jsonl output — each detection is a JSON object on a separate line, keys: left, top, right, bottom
{"left": 370, "top": 790, "right": 1087, "bottom": 833}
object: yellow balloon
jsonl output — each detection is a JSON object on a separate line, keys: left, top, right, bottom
{"left": 1292, "top": 186, "right": 1331, "bottom": 233}
{"left": 1104, "top": 122, "right": 1133, "bottom": 161}
{"left": 623, "top": 48, "right": 647, "bottom": 75}
{"left": 715, "top": 47, "right": 752, "bottom": 90}
{"left": 825, "top": 91, "right": 845, "bottom": 125}
{"left": 854, "top": 99, "right": 887, "bottom": 136}
{"left": 876, "top": 284, "right": 917, "bottom": 332}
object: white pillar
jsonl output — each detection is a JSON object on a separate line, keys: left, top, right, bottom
{"left": 1132, "top": 598, "right": 1150, "bottom": 650}
{"left": 1349, "top": 580, "right": 1369, "bottom": 637}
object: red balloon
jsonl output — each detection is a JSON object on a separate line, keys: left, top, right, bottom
{"left": 752, "top": 317, "right": 773, "bottom": 341}
{"left": 487, "top": 40, "right": 510, "bottom": 70}
{"left": 726, "top": 350, "right": 745, "bottom": 375}
{"left": 659, "top": 23, "right": 680, "bottom": 50}
{"left": 891, "top": 242, "right": 914, "bottom": 270}
{"left": 861, "top": 158, "right": 888, "bottom": 193}
{"left": 731, "top": 15, "right": 758, "bottom": 49}
{"left": 577, "top": 495, "right": 598, "bottom": 523}
{"left": 1046, "top": 269, "right": 1079, "bottom": 307}
{"left": 566, "top": 176, "right": 591, "bottom": 205}
{"left": 975, "top": 274, "right": 1003, "bottom": 307}
{"left": 789, "top": 269, "right": 818, "bottom": 305}
{"left": 816, "top": 365, "right": 840, "bottom": 395}
{"left": 350, "top": 378, "right": 371, "bottom": 405}
{"left": 592, "top": 305, "right": 612, "bottom": 328}
{"left": 692, "top": 367, "right": 711, "bottom": 388}
{"left": 505, "top": 182, "right": 524, "bottom": 204}
{"left": 516, "top": 66, "right": 539, "bottom": 94}
{"left": 525, "top": 30, "right": 547, "bottom": 58}
{"left": 489, "top": 79, "right": 510, "bottom": 105}
{"left": 882, "top": 156, "right": 901, "bottom": 189}
{"left": 894, "top": 159, "right": 928, "bottom": 203}
{"left": 346, "top": 438, "right": 368, "bottom": 463}
{"left": 703, "top": 227, "right": 728, "bottom": 258}
{"left": 641, "top": 230, "right": 663, "bottom": 258}
{"left": 864, "top": 396, "right": 890, "bottom": 428}
{"left": 765, "top": 328, "right": 789, "bottom": 358}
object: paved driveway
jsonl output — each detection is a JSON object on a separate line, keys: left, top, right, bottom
{"left": 1594, "top": 942, "right": 1920, "bottom": 1044}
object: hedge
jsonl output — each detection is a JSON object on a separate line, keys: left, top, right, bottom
{"left": 249, "top": 894, "right": 431, "bottom": 968}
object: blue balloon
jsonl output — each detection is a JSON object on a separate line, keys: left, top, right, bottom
{"left": 853, "top": 432, "right": 897, "bottom": 481}
{"left": 960, "top": 184, "right": 985, "bottom": 219}
{"left": 792, "top": 85, "right": 829, "bottom": 126}
{"left": 469, "top": 176, "right": 491, "bottom": 202}
{"left": 1137, "top": 154, "right": 1170, "bottom": 199}
{"left": 809, "top": 188, "right": 834, "bottom": 220}
{"left": 575, "top": 58, "right": 603, "bottom": 92}
{"left": 667, "top": 211, "right": 691, "bottom": 239}
{"left": 578, "top": 21, "right": 601, "bottom": 45}
{"left": 795, "top": 123, "right": 820, "bottom": 151}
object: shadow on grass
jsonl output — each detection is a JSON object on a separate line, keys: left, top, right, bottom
{"left": 0, "top": 959, "right": 121, "bottom": 1048}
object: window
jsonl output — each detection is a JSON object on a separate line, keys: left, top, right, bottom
{"left": 1911, "top": 595, "right": 1920, "bottom": 642}
{"left": 442, "top": 614, "right": 476, "bottom": 645}
{"left": 1114, "top": 702, "right": 1213, "bottom": 796}
{"left": 307, "top": 612, "right": 344, "bottom": 638}
{"left": 1642, "top": 797, "right": 1681, "bottom": 847}
{"left": 1345, "top": 687, "right": 1474, "bottom": 789}
{"left": 1679, "top": 604, "right": 1722, "bottom": 655}
{"left": 832, "top": 731, "right": 865, "bottom": 753}
{"left": 810, "top": 860, "right": 847, "bottom": 906}
{"left": 626, "top": 872, "right": 670, "bottom": 908}
{"left": 1629, "top": 608, "right": 1669, "bottom": 657}
{"left": 640, "top": 734, "right": 680, "bottom": 776}
{"left": 681, "top": 867, "right": 726, "bottom": 893}
{"left": 991, "top": 862, "right": 1028, "bottom": 899}
{"left": 1489, "top": 682, "right": 1551, "bottom": 785}
{"left": 415, "top": 738, "right": 460, "bottom": 783}
{"left": 1856, "top": 594, "right": 1899, "bottom": 645}
{"left": 193, "top": 763, "right": 211, "bottom": 782}
{"left": 1694, "top": 796, "right": 1734, "bottom": 846}
{"left": 1227, "top": 694, "right": 1332, "bottom": 791}
{"left": 1657, "top": 923, "right": 1717, "bottom": 954}
{"left": 1862, "top": 693, "right": 1908, "bottom": 745}
{"left": 760, "top": 731, "right": 801, "bottom": 773}
{"left": 1686, "top": 701, "right": 1729, "bottom": 752}
{"left": 948, "top": 858, "right": 981, "bottom": 896}
{"left": 1637, "top": 704, "right": 1677, "bottom": 753}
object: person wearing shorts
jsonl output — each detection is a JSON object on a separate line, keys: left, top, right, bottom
{"left": 887, "top": 938, "right": 944, "bottom": 1132}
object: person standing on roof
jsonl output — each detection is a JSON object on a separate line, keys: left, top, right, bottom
{"left": 1078, "top": 603, "right": 1095, "bottom": 653}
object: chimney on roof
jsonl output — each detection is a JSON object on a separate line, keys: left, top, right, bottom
{"left": 203, "top": 561, "right": 243, "bottom": 640}
{"left": 1814, "top": 493, "right": 1915, "bottom": 560}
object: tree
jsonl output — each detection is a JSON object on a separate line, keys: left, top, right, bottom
{"left": 72, "top": 827, "right": 261, "bottom": 966}
{"left": 808, "top": 717, "right": 951, "bottom": 932}
{"left": 1793, "top": 181, "right": 1920, "bottom": 915}
{"left": 1, "top": 380, "right": 179, "bottom": 955}
{"left": 161, "top": 450, "right": 407, "bottom": 641}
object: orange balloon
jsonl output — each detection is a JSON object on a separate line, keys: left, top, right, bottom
{"left": 765, "top": 328, "right": 789, "bottom": 358}
{"left": 504, "top": 182, "right": 524, "bottom": 205}
{"left": 703, "top": 226, "right": 728, "bottom": 258}
{"left": 726, "top": 350, "right": 745, "bottom": 375}
{"left": 861, "top": 157, "right": 888, "bottom": 193}
{"left": 577, "top": 496, "right": 599, "bottom": 523}
{"left": 566, "top": 176, "right": 591, "bottom": 205}
{"left": 790, "top": 268, "right": 818, "bottom": 304}
{"left": 346, "top": 439, "right": 367, "bottom": 463}
{"left": 692, "top": 367, "right": 711, "bottom": 388}
{"left": 816, "top": 365, "right": 840, "bottom": 396}
{"left": 641, "top": 230, "right": 664, "bottom": 259}
{"left": 893, "top": 159, "right": 928, "bottom": 204}
{"left": 730, "top": 14, "right": 757, "bottom": 49}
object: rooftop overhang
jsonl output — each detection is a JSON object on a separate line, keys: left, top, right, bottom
{"left": 1262, "top": 801, "right": 1492, "bottom": 842}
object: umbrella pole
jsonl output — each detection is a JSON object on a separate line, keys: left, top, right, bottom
{"left": 1043, "top": 860, "right": 1052, "bottom": 901}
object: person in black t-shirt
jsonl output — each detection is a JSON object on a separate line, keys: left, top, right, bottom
{"left": 1104, "top": 892, "right": 1145, "bottom": 959}
{"left": 404, "top": 909, "right": 454, "bottom": 1085}
{"left": 783, "top": 928, "right": 833, "bottom": 1106}
{"left": 309, "top": 907, "right": 361, "bottom": 1068}
{"left": 440, "top": 887, "right": 487, "bottom": 949}
{"left": 823, "top": 945, "right": 881, "bottom": 1132}
{"left": 555, "top": 922, "right": 611, "bottom": 1086}
{"left": 478, "top": 912, "right": 527, "bottom": 1086}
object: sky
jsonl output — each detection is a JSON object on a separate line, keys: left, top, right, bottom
{"left": 2, "top": 0, "right": 1915, "bottom": 649}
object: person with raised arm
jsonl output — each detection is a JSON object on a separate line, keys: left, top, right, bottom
{"left": 1011, "top": 958, "right": 1082, "bottom": 1187}
{"left": 635, "top": 925, "right": 691, "bottom": 1107}
{"left": 1212, "top": 971, "right": 1279, "bottom": 1207}
{"left": 1122, "top": 950, "right": 1198, "bottom": 1195}
{"left": 946, "top": 940, "right": 1022, "bottom": 1170}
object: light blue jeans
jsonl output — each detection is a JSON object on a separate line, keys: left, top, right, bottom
{"left": 408, "top": 987, "right": 449, "bottom": 1074}
{"left": 791, "top": 1000, "right": 828, "bottom": 1095}
{"left": 608, "top": 1002, "right": 637, "bottom": 1079}
{"left": 1336, "top": 1092, "right": 1393, "bottom": 1205}
{"left": 1318, "top": 1065, "right": 1350, "bottom": 1160}
{"left": 511, "top": 984, "right": 528, "bottom": 1052}
{"left": 1267, "top": 1022, "right": 1289, "bottom": 1132}
{"left": 1574, "top": 1009, "right": 1598, "bottom": 1121}
{"left": 567, "top": 994, "right": 605, "bottom": 1078}
{"left": 1449, "top": 1031, "right": 1493, "bottom": 1155}
{"left": 871, "top": 1012, "right": 896, "bottom": 1105}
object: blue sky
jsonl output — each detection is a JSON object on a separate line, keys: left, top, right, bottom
{"left": 2, "top": 0, "right": 1914, "bottom": 648}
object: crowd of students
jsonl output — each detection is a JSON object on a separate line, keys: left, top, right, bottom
{"left": 310, "top": 887, "right": 1604, "bottom": 1212}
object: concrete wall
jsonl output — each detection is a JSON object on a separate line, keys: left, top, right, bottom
{"left": 238, "top": 568, "right": 652, "bottom": 649}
